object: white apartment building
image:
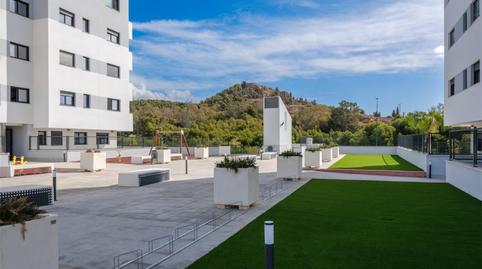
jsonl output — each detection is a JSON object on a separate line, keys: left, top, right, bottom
{"left": 444, "top": 0, "right": 482, "bottom": 200}
{"left": 0, "top": 0, "right": 133, "bottom": 161}
{"left": 263, "top": 96, "right": 292, "bottom": 154}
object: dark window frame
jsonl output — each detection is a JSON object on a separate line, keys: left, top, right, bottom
{"left": 449, "top": 78, "right": 455, "bottom": 96}
{"left": 472, "top": 0, "right": 480, "bottom": 23}
{"left": 59, "top": 50, "right": 76, "bottom": 67}
{"left": 82, "top": 18, "right": 90, "bottom": 33}
{"left": 60, "top": 91, "right": 76, "bottom": 106}
{"left": 9, "top": 42, "right": 29, "bottom": 61}
{"left": 83, "top": 56, "right": 90, "bottom": 71}
{"left": 449, "top": 28, "right": 455, "bottom": 47}
{"left": 473, "top": 61, "right": 480, "bottom": 85}
{"left": 96, "top": 133, "right": 110, "bottom": 145}
{"left": 38, "top": 131, "right": 47, "bottom": 146}
{"left": 74, "top": 132, "right": 88, "bottom": 145}
{"left": 107, "top": 64, "right": 120, "bottom": 78}
{"left": 107, "top": 98, "right": 120, "bottom": 111}
{"left": 106, "top": 0, "right": 120, "bottom": 11}
{"left": 10, "top": 86, "right": 30, "bottom": 104}
{"left": 51, "top": 131, "right": 63, "bottom": 146}
{"left": 83, "top": 94, "right": 91, "bottom": 108}
{"left": 9, "top": 0, "right": 29, "bottom": 18}
{"left": 59, "top": 8, "right": 75, "bottom": 27}
{"left": 107, "top": 28, "right": 120, "bottom": 44}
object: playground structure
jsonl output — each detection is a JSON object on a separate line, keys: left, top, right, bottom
{"left": 149, "top": 130, "right": 191, "bottom": 158}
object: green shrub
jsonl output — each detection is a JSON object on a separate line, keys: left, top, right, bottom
{"left": 306, "top": 147, "right": 322, "bottom": 152}
{"left": 279, "top": 151, "right": 303, "bottom": 157}
{"left": 86, "top": 148, "right": 101, "bottom": 153}
{"left": 216, "top": 157, "right": 257, "bottom": 173}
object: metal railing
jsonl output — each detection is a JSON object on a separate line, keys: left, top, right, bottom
{"left": 397, "top": 133, "right": 449, "bottom": 155}
{"left": 112, "top": 179, "right": 298, "bottom": 269}
{"left": 449, "top": 128, "right": 481, "bottom": 167}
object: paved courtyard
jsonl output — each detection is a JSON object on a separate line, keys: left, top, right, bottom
{"left": 0, "top": 156, "right": 444, "bottom": 269}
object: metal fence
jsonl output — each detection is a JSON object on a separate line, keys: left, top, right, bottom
{"left": 397, "top": 133, "right": 449, "bottom": 155}
{"left": 449, "top": 128, "right": 481, "bottom": 167}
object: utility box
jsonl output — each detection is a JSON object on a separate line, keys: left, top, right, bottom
{"left": 263, "top": 96, "right": 292, "bottom": 154}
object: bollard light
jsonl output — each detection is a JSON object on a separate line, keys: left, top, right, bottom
{"left": 428, "top": 161, "right": 432, "bottom": 179}
{"left": 264, "top": 221, "right": 274, "bottom": 269}
{"left": 52, "top": 169, "right": 57, "bottom": 202}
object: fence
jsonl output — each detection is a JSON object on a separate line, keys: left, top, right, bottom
{"left": 397, "top": 133, "right": 449, "bottom": 155}
{"left": 449, "top": 128, "right": 481, "bottom": 167}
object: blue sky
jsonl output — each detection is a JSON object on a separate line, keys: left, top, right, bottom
{"left": 129, "top": 0, "right": 444, "bottom": 115}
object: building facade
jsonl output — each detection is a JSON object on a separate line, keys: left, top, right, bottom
{"left": 0, "top": 0, "right": 133, "bottom": 160}
{"left": 444, "top": 0, "right": 481, "bottom": 200}
{"left": 263, "top": 96, "right": 292, "bottom": 154}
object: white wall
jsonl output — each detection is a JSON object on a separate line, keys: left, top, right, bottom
{"left": 263, "top": 96, "right": 292, "bottom": 153}
{"left": 396, "top": 147, "right": 427, "bottom": 170}
{"left": 340, "top": 146, "right": 397, "bottom": 155}
{"left": 446, "top": 160, "right": 482, "bottom": 200}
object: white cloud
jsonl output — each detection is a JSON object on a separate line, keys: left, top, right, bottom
{"left": 433, "top": 45, "right": 444, "bottom": 58}
{"left": 131, "top": 75, "right": 203, "bottom": 102}
{"left": 273, "top": 0, "right": 320, "bottom": 8}
{"left": 132, "top": 0, "right": 444, "bottom": 99}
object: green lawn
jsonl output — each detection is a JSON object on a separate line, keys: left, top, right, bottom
{"left": 329, "top": 154, "right": 422, "bottom": 171}
{"left": 188, "top": 180, "right": 482, "bottom": 269}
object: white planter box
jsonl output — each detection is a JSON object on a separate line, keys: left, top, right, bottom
{"left": 332, "top": 147, "right": 339, "bottom": 158}
{"left": 277, "top": 156, "right": 303, "bottom": 179}
{"left": 209, "top": 146, "right": 231, "bottom": 156}
{"left": 80, "top": 152, "right": 106, "bottom": 172}
{"left": 322, "top": 148, "right": 333, "bottom": 162}
{"left": 194, "top": 147, "right": 209, "bottom": 159}
{"left": 305, "top": 151, "right": 322, "bottom": 168}
{"left": 0, "top": 214, "right": 59, "bottom": 269}
{"left": 156, "top": 149, "right": 171, "bottom": 164}
{"left": 214, "top": 167, "right": 259, "bottom": 207}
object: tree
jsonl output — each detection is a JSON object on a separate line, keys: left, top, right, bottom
{"left": 327, "top": 101, "right": 361, "bottom": 132}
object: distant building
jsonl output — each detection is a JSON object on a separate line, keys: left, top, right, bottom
{"left": 0, "top": 0, "right": 133, "bottom": 161}
{"left": 263, "top": 96, "right": 292, "bottom": 153}
{"left": 444, "top": 0, "right": 481, "bottom": 200}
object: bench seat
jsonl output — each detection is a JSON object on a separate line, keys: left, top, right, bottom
{"left": 118, "top": 168, "right": 170, "bottom": 187}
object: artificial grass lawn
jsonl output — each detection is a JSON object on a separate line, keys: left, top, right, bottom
{"left": 329, "top": 154, "right": 422, "bottom": 171}
{"left": 188, "top": 180, "right": 482, "bottom": 269}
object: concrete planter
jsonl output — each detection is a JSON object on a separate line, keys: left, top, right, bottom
{"left": 322, "top": 148, "right": 333, "bottom": 162}
{"left": 156, "top": 149, "right": 171, "bottom": 164}
{"left": 305, "top": 151, "right": 322, "bottom": 168}
{"left": 277, "top": 156, "right": 303, "bottom": 179}
{"left": 0, "top": 214, "right": 59, "bottom": 269}
{"left": 332, "top": 146, "right": 339, "bottom": 158}
{"left": 194, "top": 147, "right": 209, "bottom": 159}
{"left": 214, "top": 167, "right": 259, "bottom": 207}
{"left": 80, "top": 152, "right": 106, "bottom": 172}
{"left": 209, "top": 146, "right": 231, "bottom": 156}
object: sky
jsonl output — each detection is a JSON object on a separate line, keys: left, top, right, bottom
{"left": 129, "top": 0, "right": 445, "bottom": 116}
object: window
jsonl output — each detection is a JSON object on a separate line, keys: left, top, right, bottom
{"left": 463, "top": 12, "right": 468, "bottom": 32}
{"left": 96, "top": 133, "right": 109, "bottom": 145}
{"left": 38, "top": 131, "right": 47, "bottom": 146}
{"left": 472, "top": 0, "right": 480, "bottom": 23}
{"left": 106, "top": 0, "right": 119, "bottom": 11}
{"left": 59, "top": 9, "right": 75, "bottom": 27}
{"left": 82, "top": 18, "right": 90, "bottom": 33}
{"left": 9, "top": 42, "right": 29, "bottom": 61}
{"left": 449, "top": 29, "right": 455, "bottom": 47}
{"left": 463, "top": 69, "right": 468, "bottom": 90}
{"left": 108, "top": 98, "right": 120, "bottom": 111}
{"left": 473, "top": 61, "right": 480, "bottom": 85}
{"left": 83, "top": 94, "right": 90, "bottom": 108}
{"left": 449, "top": 78, "right": 455, "bottom": 96}
{"left": 10, "top": 86, "right": 29, "bottom": 103}
{"left": 60, "top": 91, "right": 75, "bottom": 106}
{"left": 60, "top": 50, "right": 75, "bottom": 67}
{"left": 9, "top": 0, "right": 29, "bottom": 18}
{"left": 107, "top": 64, "right": 120, "bottom": 78}
{"left": 107, "top": 29, "right": 120, "bottom": 44}
{"left": 82, "top": 57, "right": 90, "bottom": 71}
{"left": 74, "top": 132, "right": 87, "bottom": 145}
{"left": 51, "top": 131, "right": 63, "bottom": 146}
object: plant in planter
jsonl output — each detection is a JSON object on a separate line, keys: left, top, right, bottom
{"left": 80, "top": 148, "right": 106, "bottom": 172}
{"left": 155, "top": 146, "right": 171, "bottom": 164}
{"left": 214, "top": 157, "right": 259, "bottom": 209}
{"left": 305, "top": 147, "right": 323, "bottom": 168}
{"left": 0, "top": 197, "right": 58, "bottom": 269}
{"left": 277, "top": 151, "right": 303, "bottom": 179}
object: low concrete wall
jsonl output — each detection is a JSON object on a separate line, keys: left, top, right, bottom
{"left": 426, "top": 155, "right": 449, "bottom": 179}
{"left": 26, "top": 148, "right": 152, "bottom": 162}
{"left": 446, "top": 161, "right": 482, "bottom": 200}
{"left": 340, "top": 146, "right": 397, "bottom": 155}
{"left": 396, "top": 147, "right": 427, "bottom": 170}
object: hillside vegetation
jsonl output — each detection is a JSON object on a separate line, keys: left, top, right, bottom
{"left": 130, "top": 82, "right": 446, "bottom": 147}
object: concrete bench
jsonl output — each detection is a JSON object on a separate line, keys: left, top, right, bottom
{"left": 262, "top": 152, "right": 277, "bottom": 160}
{"left": 118, "top": 168, "right": 170, "bottom": 187}
{"left": 233, "top": 154, "right": 257, "bottom": 161}
{"left": 0, "top": 185, "right": 53, "bottom": 206}
{"left": 132, "top": 156, "right": 152, "bottom": 165}
{"left": 171, "top": 153, "right": 183, "bottom": 160}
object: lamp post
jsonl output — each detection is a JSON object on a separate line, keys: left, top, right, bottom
{"left": 264, "top": 221, "right": 274, "bottom": 269}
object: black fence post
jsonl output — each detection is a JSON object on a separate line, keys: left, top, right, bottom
{"left": 473, "top": 127, "right": 478, "bottom": 167}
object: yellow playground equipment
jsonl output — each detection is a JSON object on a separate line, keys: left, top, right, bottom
{"left": 12, "top": 155, "right": 27, "bottom": 165}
